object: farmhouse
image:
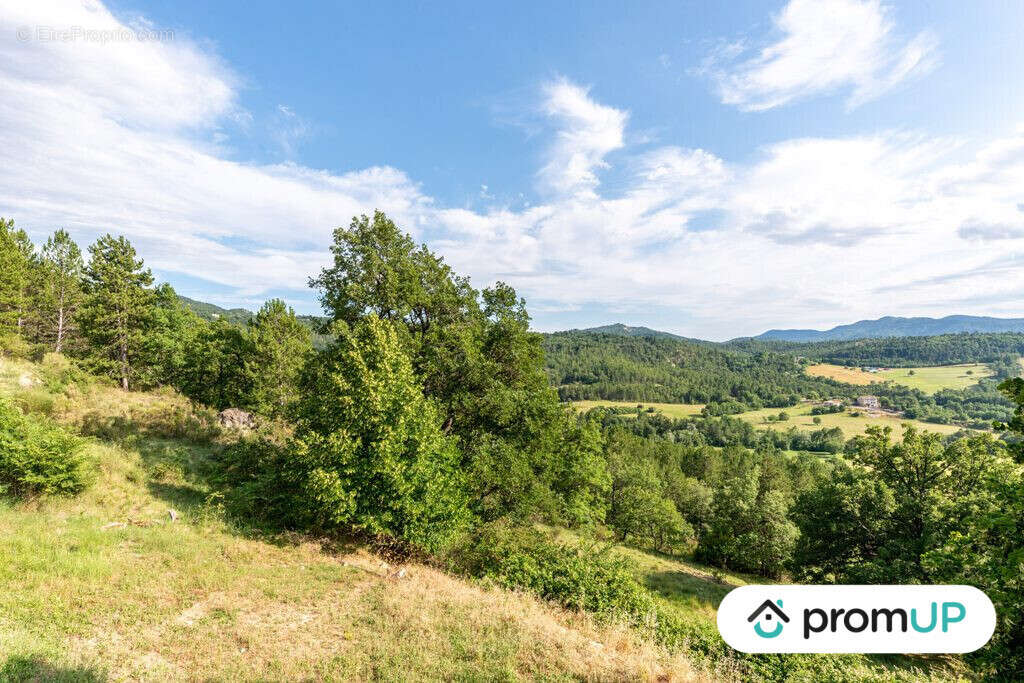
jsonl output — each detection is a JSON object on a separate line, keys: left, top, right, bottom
{"left": 855, "top": 395, "right": 880, "bottom": 409}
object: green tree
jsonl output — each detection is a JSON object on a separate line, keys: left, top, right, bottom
{"left": 795, "top": 426, "right": 1000, "bottom": 583}
{"left": 311, "top": 211, "right": 608, "bottom": 527}
{"left": 35, "top": 229, "right": 84, "bottom": 353}
{"left": 696, "top": 449, "right": 798, "bottom": 578}
{"left": 247, "top": 299, "right": 313, "bottom": 417}
{"left": 0, "top": 218, "right": 35, "bottom": 341}
{"left": 78, "top": 235, "right": 154, "bottom": 389}
{"left": 138, "top": 284, "right": 207, "bottom": 389}
{"left": 289, "top": 315, "right": 470, "bottom": 550}
{"left": 177, "top": 318, "right": 255, "bottom": 409}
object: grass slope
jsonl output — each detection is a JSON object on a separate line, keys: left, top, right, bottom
{"left": 876, "top": 364, "right": 992, "bottom": 393}
{"left": 806, "top": 363, "right": 991, "bottom": 394}
{"left": 734, "top": 402, "right": 968, "bottom": 438}
{"left": 0, "top": 358, "right": 701, "bottom": 681}
{"left": 571, "top": 400, "right": 705, "bottom": 419}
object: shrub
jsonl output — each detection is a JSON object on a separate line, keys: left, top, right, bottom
{"left": 0, "top": 398, "right": 93, "bottom": 497}
{"left": 453, "top": 525, "right": 655, "bottom": 619}
{"left": 38, "top": 352, "right": 93, "bottom": 393}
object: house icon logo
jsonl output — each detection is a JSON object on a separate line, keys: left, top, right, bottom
{"left": 748, "top": 599, "right": 789, "bottom": 638}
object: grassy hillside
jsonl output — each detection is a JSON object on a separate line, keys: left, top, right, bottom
{"left": 0, "top": 358, "right": 701, "bottom": 681}
{"left": 571, "top": 400, "right": 706, "bottom": 419}
{"left": 876, "top": 364, "right": 992, "bottom": 392}
{"left": 733, "top": 402, "right": 968, "bottom": 438}
{"left": 806, "top": 362, "right": 993, "bottom": 393}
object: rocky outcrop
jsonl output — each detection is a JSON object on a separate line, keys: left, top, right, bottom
{"left": 217, "top": 408, "right": 256, "bottom": 430}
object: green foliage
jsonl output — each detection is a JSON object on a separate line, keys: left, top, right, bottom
{"left": 311, "top": 212, "right": 610, "bottom": 529}
{"left": 605, "top": 431, "right": 693, "bottom": 554}
{"left": 246, "top": 299, "right": 312, "bottom": 417}
{"left": 0, "top": 398, "right": 93, "bottom": 497}
{"left": 454, "top": 525, "right": 656, "bottom": 620}
{"left": 34, "top": 229, "right": 84, "bottom": 354}
{"left": 0, "top": 218, "right": 35, "bottom": 344}
{"left": 218, "top": 316, "right": 470, "bottom": 552}
{"left": 695, "top": 449, "right": 798, "bottom": 578}
{"left": 795, "top": 427, "right": 1002, "bottom": 584}
{"left": 78, "top": 235, "right": 155, "bottom": 390}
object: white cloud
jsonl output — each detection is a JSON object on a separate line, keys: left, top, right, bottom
{"left": 701, "top": 0, "right": 938, "bottom": 111}
{"left": 2, "top": 1, "right": 1023, "bottom": 340}
{"left": 537, "top": 79, "right": 627, "bottom": 198}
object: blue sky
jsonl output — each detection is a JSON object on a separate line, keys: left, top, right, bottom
{"left": 3, "top": 1, "right": 1024, "bottom": 339}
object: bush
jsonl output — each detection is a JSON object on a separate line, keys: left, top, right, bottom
{"left": 452, "top": 525, "right": 655, "bottom": 619}
{"left": 38, "top": 353, "right": 93, "bottom": 393}
{"left": 0, "top": 398, "right": 93, "bottom": 497}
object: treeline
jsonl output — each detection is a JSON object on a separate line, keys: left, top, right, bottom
{"left": 589, "top": 405, "right": 1023, "bottom": 677}
{"left": 544, "top": 327, "right": 1015, "bottom": 427}
{"left": 543, "top": 332, "right": 845, "bottom": 408}
{"left": 0, "top": 219, "right": 313, "bottom": 418}
{"left": 728, "top": 332, "right": 1024, "bottom": 368}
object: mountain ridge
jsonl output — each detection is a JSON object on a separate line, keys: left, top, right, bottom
{"left": 752, "top": 315, "right": 1024, "bottom": 342}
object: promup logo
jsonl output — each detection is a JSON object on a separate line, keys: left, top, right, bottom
{"left": 748, "top": 599, "right": 789, "bottom": 638}
{"left": 718, "top": 585, "right": 996, "bottom": 654}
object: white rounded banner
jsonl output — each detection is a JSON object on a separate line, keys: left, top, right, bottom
{"left": 717, "top": 585, "right": 996, "bottom": 653}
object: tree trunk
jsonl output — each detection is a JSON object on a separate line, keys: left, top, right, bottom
{"left": 120, "top": 341, "right": 129, "bottom": 390}
{"left": 55, "top": 306, "right": 65, "bottom": 354}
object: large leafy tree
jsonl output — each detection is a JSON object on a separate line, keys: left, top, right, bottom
{"left": 176, "top": 318, "right": 255, "bottom": 410}
{"left": 35, "top": 229, "right": 85, "bottom": 353}
{"left": 78, "top": 235, "right": 155, "bottom": 390}
{"left": 247, "top": 299, "right": 312, "bottom": 417}
{"left": 290, "top": 315, "right": 469, "bottom": 550}
{"left": 310, "top": 211, "right": 608, "bottom": 526}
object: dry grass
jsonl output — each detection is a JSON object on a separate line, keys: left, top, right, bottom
{"left": 804, "top": 363, "right": 877, "bottom": 385}
{"left": 0, "top": 357, "right": 709, "bottom": 681}
{"left": 572, "top": 400, "right": 706, "bottom": 419}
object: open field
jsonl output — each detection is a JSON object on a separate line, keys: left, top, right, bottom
{"left": 805, "top": 363, "right": 877, "bottom": 384}
{"left": 806, "top": 362, "right": 991, "bottom": 393}
{"left": 735, "top": 402, "right": 969, "bottom": 438}
{"left": 876, "top": 364, "right": 992, "bottom": 392}
{"left": 0, "top": 359, "right": 702, "bottom": 681}
{"left": 572, "top": 399, "right": 705, "bottom": 419}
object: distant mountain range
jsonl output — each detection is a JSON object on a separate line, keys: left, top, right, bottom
{"left": 569, "top": 316, "right": 1024, "bottom": 345}
{"left": 752, "top": 315, "right": 1024, "bottom": 342}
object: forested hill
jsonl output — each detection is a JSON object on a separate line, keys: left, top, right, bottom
{"left": 543, "top": 331, "right": 843, "bottom": 408}
{"left": 571, "top": 323, "right": 706, "bottom": 343}
{"left": 177, "top": 295, "right": 254, "bottom": 325}
{"left": 179, "top": 295, "right": 333, "bottom": 348}
{"left": 727, "top": 332, "right": 1024, "bottom": 371}
{"left": 752, "top": 314, "right": 1024, "bottom": 341}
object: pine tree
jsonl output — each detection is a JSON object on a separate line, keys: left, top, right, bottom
{"left": 36, "top": 229, "right": 85, "bottom": 353}
{"left": 79, "top": 235, "right": 154, "bottom": 390}
{"left": 0, "top": 218, "right": 35, "bottom": 340}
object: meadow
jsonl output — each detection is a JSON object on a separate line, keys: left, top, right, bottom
{"left": 0, "top": 358, "right": 700, "bottom": 681}
{"left": 571, "top": 400, "right": 705, "bottom": 419}
{"left": 734, "top": 402, "right": 968, "bottom": 438}
{"left": 805, "top": 362, "right": 991, "bottom": 393}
